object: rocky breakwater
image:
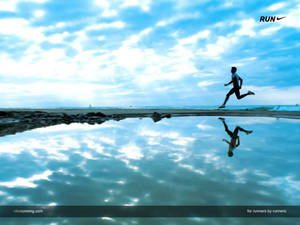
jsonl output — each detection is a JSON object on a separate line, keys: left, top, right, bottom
{"left": 0, "top": 111, "right": 109, "bottom": 137}
{"left": 0, "top": 110, "right": 174, "bottom": 137}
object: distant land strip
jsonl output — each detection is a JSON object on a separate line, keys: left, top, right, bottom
{"left": 0, "top": 109, "right": 299, "bottom": 137}
{"left": 1, "top": 108, "right": 300, "bottom": 118}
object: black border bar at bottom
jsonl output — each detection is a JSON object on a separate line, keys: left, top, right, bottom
{"left": 0, "top": 206, "right": 299, "bottom": 217}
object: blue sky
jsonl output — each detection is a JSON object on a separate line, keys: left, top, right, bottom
{"left": 0, "top": 0, "right": 299, "bottom": 107}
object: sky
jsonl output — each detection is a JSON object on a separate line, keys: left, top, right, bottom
{"left": 0, "top": 0, "right": 299, "bottom": 108}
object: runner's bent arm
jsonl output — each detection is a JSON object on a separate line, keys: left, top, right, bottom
{"left": 224, "top": 80, "right": 233, "bottom": 86}
{"left": 236, "top": 137, "right": 240, "bottom": 147}
{"left": 222, "top": 139, "right": 230, "bottom": 144}
{"left": 239, "top": 77, "right": 243, "bottom": 89}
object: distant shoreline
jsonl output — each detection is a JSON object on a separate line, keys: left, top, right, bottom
{"left": 1, "top": 108, "right": 299, "bottom": 137}
{"left": 1, "top": 108, "right": 300, "bottom": 119}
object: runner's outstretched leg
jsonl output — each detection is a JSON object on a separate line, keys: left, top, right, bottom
{"left": 235, "top": 89, "right": 255, "bottom": 100}
{"left": 219, "top": 88, "right": 235, "bottom": 108}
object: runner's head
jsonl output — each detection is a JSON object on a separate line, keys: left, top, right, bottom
{"left": 231, "top": 67, "right": 237, "bottom": 74}
{"left": 228, "top": 151, "right": 233, "bottom": 157}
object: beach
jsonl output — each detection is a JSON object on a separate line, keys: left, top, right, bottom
{"left": 1, "top": 108, "right": 300, "bottom": 117}
{"left": 1, "top": 108, "right": 299, "bottom": 137}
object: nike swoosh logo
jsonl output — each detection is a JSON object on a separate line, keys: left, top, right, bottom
{"left": 277, "top": 16, "right": 286, "bottom": 20}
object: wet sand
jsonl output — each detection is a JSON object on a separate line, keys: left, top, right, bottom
{"left": 0, "top": 108, "right": 299, "bottom": 137}
{"left": 1, "top": 108, "right": 300, "bottom": 118}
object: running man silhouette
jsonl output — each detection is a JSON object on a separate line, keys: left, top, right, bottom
{"left": 219, "top": 117, "right": 252, "bottom": 157}
{"left": 219, "top": 67, "right": 255, "bottom": 108}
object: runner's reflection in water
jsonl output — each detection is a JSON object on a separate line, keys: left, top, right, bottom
{"left": 219, "top": 117, "right": 253, "bottom": 157}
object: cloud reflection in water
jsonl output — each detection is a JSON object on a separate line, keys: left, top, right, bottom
{"left": 0, "top": 117, "right": 299, "bottom": 224}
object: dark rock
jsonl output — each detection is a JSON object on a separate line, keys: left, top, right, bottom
{"left": 86, "top": 112, "right": 95, "bottom": 116}
{"left": 95, "top": 112, "right": 106, "bottom": 117}
{"left": 151, "top": 112, "right": 162, "bottom": 122}
{"left": 86, "top": 112, "right": 106, "bottom": 117}
{"left": 0, "top": 111, "right": 13, "bottom": 117}
{"left": 112, "top": 115, "right": 125, "bottom": 121}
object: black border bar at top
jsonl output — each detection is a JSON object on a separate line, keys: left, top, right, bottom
{"left": 0, "top": 206, "right": 299, "bottom": 217}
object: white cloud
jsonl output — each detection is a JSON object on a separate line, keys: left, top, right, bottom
{"left": 141, "top": 130, "right": 180, "bottom": 139}
{"left": 105, "top": 27, "right": 199, "bottom": 83}
{"left": 0, "top": 1, "right": 16, "bottom": 11}
{"left": 232, "top": 168, "right": 248, "bottom": 184}
{"left": 170, "top": 0, "right": 208, "bottom": 10}
{"left": 245, "top": 85, "right": 300, "bottom": 105}
{"left": 156, "top": 21, "right": 167, "bottom": 27}
{"left": 102, "top": 217, "right": 115, "bottom": 221}
{"left": 259, "top": 26, "right": 281, "bottom": 36}
{"left": 0, "top": 18, "right": 45, "bottom": 41}
{"left": 237, "top": 19, "right": 256, "bottom": 37}
{"left": 197, "top": 19, "right": 256, "bottom": 58}
{"left": 0, "top": 142, "right": 25, "bottom": 155}
{"left": 47, "top": 31, "right": 69, "bottom": 43}
{"left": 198, "top": 35, "right": 238, "bottom": 58}
{"left": 201, "top": 152, "right": 223, "bottom": 167}
{"left": 0, "top": 81, "right": 127, "bottom": 107}
{"left": 164, "top": 132, "right": 180, "bottom": 139}
{"left": 0, "top": 170, "right": 52, "bottom": 188}
{"left": 197, "top": 81, "right": 216, "bottom": 87}
{"left": 0, "top": 35, "right": 128, "bottom": 85}
{"left": 85, "top": 21, "right": 125, "bottom": 30}
{"left": 34, "top": 9, "right": 45, "bottom": 18}
{"left": 56, "top": 22, "right": 66, "bottom": 28}
{"left": 122, "top": 0, "right": 152, "bottom": 12}
{"left": 94, "top": 0, "right": 119, "bottom": 18}
{"left": 141, "top": 129, "right": 194, "bottom": 147}
{"left": 94, "top": 0, "right": 152, "bottom": 16}
{"left": 119, "top": 144, "right": 143, "bottom": 160}
{"left": 0, "top": 0, "right": 48, "bottom": 12}
{"left": 233, "top": 117, "right": 276, "bottom": 125}
{"left": 122, "top": 28, "right": 152, "bottom": 46}
{"left": 156, "top": 12, "right": 200, "bottom": 27}
{"left": 76, "top": 151, "right": 96, "bottom": 160}
{"left": 99, "top": 137, "right": 115, "bottom": 145}
{"left": 0, "top": 4, "right": 204, "bottom": 104}
{"left": 98, "top": 36, "right": 106, "bottom": 41}
{"left": 267, "top": 2, "right": 286, "bottom": 11}
{"left": 223, "top": 0, "right": 234, "bottom": 8}
{"left": 179, "top": 163, "right": 205, "bottom": 175}
{"left": 178, "top": 30, "right": 210, "bottom": 45}
{"left": 114, "top": 47, "right": 144, "bottom": 71}
{"left": 0, "top": 48, "right": 78, "bottom": 79}
{"left": 35, "top": 123, "right": 105, "bottom": 132}
{"left": 26, "top": 0, "right": 48, "bottom": 3}
{"left": 102, "top": 9, "right": 118, "bottom": 17}
{"left": 279, "top": 4, "right": 300, "bottom": 28}
{"left": 70, "top": 31, "right": 86, "bottom": 52}
{"left": 127, "top": 28, "right": 208, "bottom": 83}
{"left": 172, "top": 137, "right": 195, "bottom": 146}
{"left": 260, "top": 175, "right": 300, "bottom": 202}
{"left": 84, "top": 139, "right": 104, "bottom": 154}
{"left": 94, "top": 0, "right": 110, "bottom": 8}
{"left": 140, "top": 130, "right": 160, "bottom": 137}
{"left": 111, "top": 28, "right": 152, "bottom": 71}
{"left": 197, "top": 123, "right": 214, "bottom": 130}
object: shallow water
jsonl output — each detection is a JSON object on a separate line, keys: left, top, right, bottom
{"left": 0, "top": 116, "right": 300, "bottom": 224}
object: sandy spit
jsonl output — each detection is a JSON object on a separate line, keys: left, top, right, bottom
{"left": 0, "top": 108, "right": 299, "bottom": 119}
